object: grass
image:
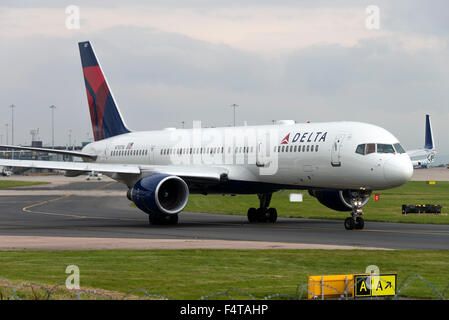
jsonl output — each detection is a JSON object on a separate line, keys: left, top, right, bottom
{"left": 0, "top": 180, "right": 49, "bottom": 188}
{"left": 184, "top": 181, "right": 449, "bottom": 224}
{"left": 0, "top": 250, "right": 448, "bottom": 300}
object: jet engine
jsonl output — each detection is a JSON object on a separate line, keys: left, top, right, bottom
{"left": 128, "top": 174, "right": 189, "bottom": 216}
{"left": 308, "top": 189, "right": 371, "bottom": 212}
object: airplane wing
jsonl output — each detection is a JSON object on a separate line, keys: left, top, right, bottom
{"left": 0, "top": 159, "right": 228, "bottom": 182}
{"left": 140, "top": 165, "right": 228, "bottom": 182}
{"left": 407, "top": 149, "right": 428, "bottom": 158}
{"left": 0, "top": 159, "right": 140, "bottom": 174}
{"left": 0, "top": 145, "right": 97, "bottom": 161}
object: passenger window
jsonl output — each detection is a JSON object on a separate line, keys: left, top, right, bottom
{"left": 377, "top": 144, "right": 395, "bottom": 153}
{"left": 366, "top": 143, "right": 376, "bottom": 154}
{"left": 311, "top": 145, "right": 314, "bottom": 152}
{"left": 315, "top": 145, "right": 319, "bottom": 152}
{"left": 356, "top": 144, "right": 365, "bottom": 155}
{"left": 306, "top": 145, "right": 310, "bottom": 152}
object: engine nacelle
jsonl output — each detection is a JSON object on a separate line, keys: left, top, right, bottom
{"left": 309, "top": 189, "right": 371, "bottom": 212}
{"left": 129, "top": 174, "right": 189, "bottom": 215}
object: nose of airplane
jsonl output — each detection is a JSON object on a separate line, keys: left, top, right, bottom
{"left": 383, "top": 156, "right": 413, "bottom": 187}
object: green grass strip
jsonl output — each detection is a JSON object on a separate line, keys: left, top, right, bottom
{"left": 184, "top": 181, "right": 449, "bottom": 224}
{"left": 0, "top": 250, "right": 448, "bottom": 299}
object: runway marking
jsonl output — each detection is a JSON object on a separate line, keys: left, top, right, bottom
{"left": 22, "top": 196, "right": 144, "bottom": 222}
{"left": 20, "top": 182, "right": 146, "bottom": 222}
{"left": 99, "top": 181, "right": 117, "bottom": 189}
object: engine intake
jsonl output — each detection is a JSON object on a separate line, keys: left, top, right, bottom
{"left": 129, "top": 174, "right": 189, "bottom": 215}
{"left": 309, "top": 189, "right": 371, "bottom": 212}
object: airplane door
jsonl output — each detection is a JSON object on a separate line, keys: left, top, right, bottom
{"left": 256, "top": 142, "right": 266, "bottom": 167}
{"left": 331, "top": 134, "right": 345, "bottom": 167}
{"left": 148, "top": 145, "right": 156, "bottom": 164}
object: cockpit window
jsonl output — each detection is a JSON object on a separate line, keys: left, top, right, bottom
{"left": 366, "top": 143, "right": 376, "bottom": 154}
{"left": 355, "top": 144, "right": 365, "bottom": 155}
{"left": 394, "top": 143, "right": 405, "bottom": 154}
{"left": 377, "top": 144, "right": 395, "bottom": 153}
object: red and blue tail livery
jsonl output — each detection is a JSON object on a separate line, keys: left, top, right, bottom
{"left": 78, "top": 41, "right": 130, "bottom": 141}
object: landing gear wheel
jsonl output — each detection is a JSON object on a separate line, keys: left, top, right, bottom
{"left": 344, "top": 217, "right": 355, "bottom": 230}
{"left": 355, "top": 217, "right": 365, "bottom": 230}
{"left": 247, "top": 208, "right": 258, "bottom": 223}
{"left": 267, "top": 208, "right": 277, "bottom": 223}
{"left": 149, "top": 214, "right": 178, "bottom": 225}
{"left": 256, "top": 208, "right": 267, "bottom": 222}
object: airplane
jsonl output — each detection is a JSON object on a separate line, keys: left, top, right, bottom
{"left": 0, "top": 41, "right": 414, "bottom": 230}
{"left": 406, "top": 114, "right": 436, "bottom": 168}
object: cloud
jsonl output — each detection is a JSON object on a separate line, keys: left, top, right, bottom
{"left": 0, "top": 1, "right": 448, "bottom": 161}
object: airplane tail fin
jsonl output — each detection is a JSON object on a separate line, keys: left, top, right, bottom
{"left": 78, "top": 41, "right": 130, "bottom": 141}
{"left": 424, "top": 114, "right": 435, "bottom": 150}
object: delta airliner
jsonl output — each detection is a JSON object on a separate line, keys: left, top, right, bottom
{"left": 0, "top": 41, "right": 414, "bottom": 230}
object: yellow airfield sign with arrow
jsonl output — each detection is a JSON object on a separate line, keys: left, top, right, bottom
{"left": 354, "top": 274, "right": 397, "bottom": 297}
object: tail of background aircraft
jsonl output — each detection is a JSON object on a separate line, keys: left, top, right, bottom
{"left": 424, "top": 114, "right": 435, "bottom": 150}
{"left": 78, "top": 41, "right": 130, "bottom": 141}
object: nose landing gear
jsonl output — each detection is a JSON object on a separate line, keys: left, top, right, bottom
{"left": 247, "top": 193, "right": 277, "bottom": 223}
{"left": 344, "top": 193, "right": 366, "bottom": 230}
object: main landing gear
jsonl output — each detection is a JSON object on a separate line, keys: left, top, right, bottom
{"left": 247, "top": 193, "right": 277, "bottom": 223}
{"left": 149, "top": 214, "right": 178, "bottom": 225}
{"left": 344, "top": 192, "right": 366, "bottom": 230}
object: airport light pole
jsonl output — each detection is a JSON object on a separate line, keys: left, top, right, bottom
{"left": 230, "top": 104, "right": 238, "bottom": 127}
{"left": 9, "top": 104, "right": 15, "bottom": 146}
{"left": 5, "top": 123, "right": 8, "bottom": 145}
{"left": 68, "top": 129, "right": 72, "bottom": 150}
{"left": 50, "top": 105, "right": 56, "bottom": 148}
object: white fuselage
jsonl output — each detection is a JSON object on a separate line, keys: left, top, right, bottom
{"left": 82, "top": 121, "right": 413, "bottom": 192}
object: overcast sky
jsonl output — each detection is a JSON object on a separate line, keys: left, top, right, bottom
{"left": 1, "top": 1, "right": 448, "bottom": 161}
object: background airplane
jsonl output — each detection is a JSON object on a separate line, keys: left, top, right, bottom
{"left": 407, "top": 115, "right": 436, "bottom": 168}
{"left": 0, "top": 41, "right": 413, "bottom": 230}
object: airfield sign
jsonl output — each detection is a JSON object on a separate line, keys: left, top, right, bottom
{"left": 354, "top": 274, "right": 397, "bottom": 298}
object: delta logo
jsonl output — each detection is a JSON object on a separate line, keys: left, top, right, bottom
{"left": 281, "top": 133, "right": 290, "bottom": 144}
{"left": 280, "top": 132, "right": 328, "bottom": 144}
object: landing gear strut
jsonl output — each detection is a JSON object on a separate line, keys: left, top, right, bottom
{"left": 344, "top": 192, "right": 366, "bottom": 230}
{"left": 247, "top": 193, "right": 277, "bottom": 223}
